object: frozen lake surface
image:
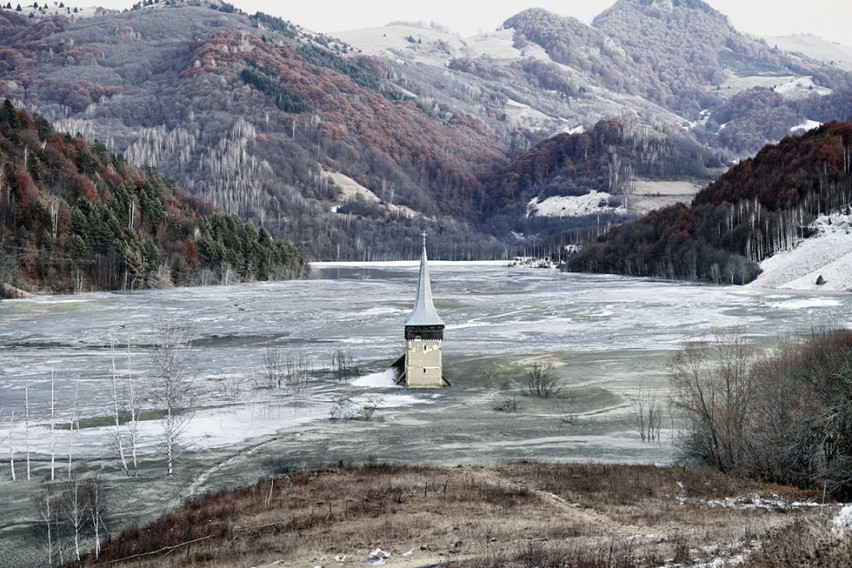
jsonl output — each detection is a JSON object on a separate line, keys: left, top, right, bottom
{"left": 1, "top": 262, "right": 850, "bottom": 462}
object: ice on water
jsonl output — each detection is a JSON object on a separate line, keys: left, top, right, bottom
{"left": 1, "top": 263, "right": 850, "bottom": 457}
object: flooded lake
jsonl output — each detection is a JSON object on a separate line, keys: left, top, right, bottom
{"left": 2, "top": 261, "right": 852, "bottom": 566}
{"left": 1, "top": 261, "right": 850, "bottom": 463}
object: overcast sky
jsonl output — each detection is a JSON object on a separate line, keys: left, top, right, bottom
{"left": 90, "top": 1, "right": 851, "bottom": 47}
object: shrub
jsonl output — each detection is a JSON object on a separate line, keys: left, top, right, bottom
{"left": 524, "top": 361, "right": 561, "bottom": 399}
{"left": 670, "top": 328, "right": 852, "bottom": 498}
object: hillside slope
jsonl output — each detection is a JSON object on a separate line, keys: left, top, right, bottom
{"left": 747, "top": 210, "right": 852, "bottom": 291}
{"left": 0, "top": 100, "right": 306, "bottom": 294}
{"left": 342, "top": 2, "right": 850, "bottom": 156}
{"left": 68, "top": 463, "right": 831, "bottom": 568}
{"left": 478, "top": 118, "right": 722, "bottom": 244}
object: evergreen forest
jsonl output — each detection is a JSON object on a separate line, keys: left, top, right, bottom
{"left": 0, "top": 100, "right": 307, "bottom": 294}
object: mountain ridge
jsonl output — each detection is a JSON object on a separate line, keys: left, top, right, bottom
{"left": 1, "top": 1, "right": 850, "bottom": 263}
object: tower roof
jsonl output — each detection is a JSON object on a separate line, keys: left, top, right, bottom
{"left": 405, "top": 235, "right": 444, "bottom": 327}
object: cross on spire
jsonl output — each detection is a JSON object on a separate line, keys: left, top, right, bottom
{"left": 421, "top": 231, "right": 428, "bottom": 249}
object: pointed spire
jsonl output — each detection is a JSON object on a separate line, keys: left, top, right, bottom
{"left": 405, "top": 234, "right": 444, "bottom": 327}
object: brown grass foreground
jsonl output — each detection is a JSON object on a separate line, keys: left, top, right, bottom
{"left": 69, "top": 463, "right": 846, "bottom": 568}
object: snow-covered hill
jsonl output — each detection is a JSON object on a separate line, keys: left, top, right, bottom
{"left": 334, "top": 23, "right": 553, "bottom": 65}
{"left": 748, "top": 211, "right": 852, "bottom": 292}
{"left": 765, "top": 34, "right": 852, "bottom": 73}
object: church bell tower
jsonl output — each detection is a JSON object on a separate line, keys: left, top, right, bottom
{"left": 402, "top": 234, "right": 447, "bottom": 388}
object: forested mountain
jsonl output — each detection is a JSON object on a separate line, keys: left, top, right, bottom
{"left": 0, "top": 100, "right": 306, "bottom": 294}
{"left": 0, "top": 0, "right": 850, "bottom": 261}
{"left": 0, "top": 4, "right": 509, "bottom": 260}
{"left": 592, "top": 0, "right": 852, "bottom": 151}
{"left": 479, "top": 118, "right": 723, "bottom": 243}
{"left": 346, "top": 0, "right": 850, "bottom": 154}
{"left": 568, "top": 121, "right": 852, "bottom": 284}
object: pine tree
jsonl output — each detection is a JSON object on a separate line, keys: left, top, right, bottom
{"left": 3, "top": 99, "right": 20, "bottom": 128}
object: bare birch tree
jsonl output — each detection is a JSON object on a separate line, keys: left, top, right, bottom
{"left": 7, "top": 410, "right": 15, "bottom": 481}
{"left": 110, "top": 333, "right": 129, "bottom": 476}
{"left": 126, "top": 342, "right": 139, "bottom": 476}
{"left": 61, "top": 472, "right": 87, "bottom": 563}
{"left": 25, "top": 379, "right": 31, "bottom": 480}
{"left": 85, "top": 474, "right": 108, "bottom": 560}
{"left": 37, "top": 482, "right": 57, "bottom": 566}
{"left": 67, "top": 378, "right": 79, "bottom": 478}
{"left": 50, "top": 370, "right": 56, "bottom": 481}
{"left": 152, "top": 320, "right": 194, "bottom": 476}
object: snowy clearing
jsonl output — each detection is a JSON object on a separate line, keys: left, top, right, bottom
{"left": 527, "top": 191, "right": 626, "bottom": 218}
{"left": 773, "top": 75, "right": 833, "bottom": 98}
{"left": 748, "top": 210, "right": 852, "bottom": 292}
{"left": 463, "top": 27, "right": 527, "bottom": 59}
{"left": 790, "top": 119, "right": 822, "bottom": 134}
{"left": 336, "top": 24, "right": 550, "bottom": 65}
{"left": 323, "top": 169, "right": 420, "bottom": 219}
{"left": 630, "top": 179, "right": 705, "bottom": 215}
{"left": 334, "top": 24, "right": 468, "bottom": 66}
{"left": 503, "top": 97, "right": 571, "bottom": 131}
{"left": 719, "top": 74, "right": 832, "bottom": 100}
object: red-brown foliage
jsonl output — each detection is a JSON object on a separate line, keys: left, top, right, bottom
{"left": 11, "top": 168, "right": 38, "bottom": 210}
{"left": 75, "top": 176, "right": 97, "bottom": 201}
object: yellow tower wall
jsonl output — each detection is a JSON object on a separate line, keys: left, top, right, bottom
{"left": 405, "top": 338, "right": 443, "bottom": 387}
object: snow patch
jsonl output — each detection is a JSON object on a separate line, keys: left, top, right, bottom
{"left": 790, "top": 119, "right": 822, "bottom": 134}
{"left": 773, "top": 76, "right": 832, "bottom": 98}
{"left": 323, "top": 168, "right": 419, "bottom": 219}
{"left": 351, "top": 369, "right": 399, "bottom": 388}
{"left": 832, "top": 504, "right": 852, "bottom": 537}
{"left": 365, "top": 548, "right": 391, "bottom": 565}
{"left": 508, "top": 257, "right": 557, "bottom": 269}
{"left": 679, "top": 493, "right": 820, "bottom": 511}
{"left": 527, "top": 191, "right": 626, "bottom": 218}
{"left": 748, "top": 210, "right": 852, "bottom": 291}
{"left": 767, "top": 297, "right": 841, "bottom": 310}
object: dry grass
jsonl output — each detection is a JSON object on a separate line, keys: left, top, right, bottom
{"left": 739, "top": 517, "right": 852, "bottom": 568}
{"left": 68, "top": 463, "right": 833, "bottom": 568}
